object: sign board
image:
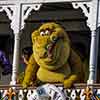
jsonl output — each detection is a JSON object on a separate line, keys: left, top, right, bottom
{"left": 28, "top": 84, "right": 66, "bottom": 100}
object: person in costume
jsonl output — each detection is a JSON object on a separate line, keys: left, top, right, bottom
{"left": 0, "top": 50, "right": 12, "bottom": 75}
{"left": 17, "top": 47, "right": 33, "bottom": 84}
{"left": 22, "top": 22, "right": 84, "bottom": 88}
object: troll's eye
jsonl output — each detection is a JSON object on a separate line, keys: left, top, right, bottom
{"left": 51, "top": 36, "right": 58, "bottom": 42}
{"left": 45, "top": 30, "right": 51, "bottom": 35}
{"left": 40, "top": 31, "right": 45, "bottom": 36}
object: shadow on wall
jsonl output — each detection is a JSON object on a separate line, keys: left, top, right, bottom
{"left": 72, "top": 42, "right": 89, "bottom": 82}
{"left": 0, "top": 34, "right": 13, "bottom": 85}
{"left": 97, "top": 27, "right": 100, "bottom": 83}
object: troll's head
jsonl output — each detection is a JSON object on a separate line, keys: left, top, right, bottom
{"left": 32, "top": 22, "right": 70, "bottom": 70}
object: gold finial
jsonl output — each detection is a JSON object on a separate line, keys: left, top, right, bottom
{"left": 83, "top": 87, "right": 93, "bottom": 100}
{"left": 5, "top": 88, "right": 16, "bottom": 100}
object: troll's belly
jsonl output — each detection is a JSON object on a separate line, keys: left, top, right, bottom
{"left": 37, "top": 64, "right": 71, "bottom": 83}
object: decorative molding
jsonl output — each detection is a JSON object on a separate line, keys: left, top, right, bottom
{"left": 72, "top": 0, "right": 98, "bottom": 31}
{"left": 0, "top": 0, "right": 94, "bottom": 32}
{"left": 0, "top": 5, "right": 20, "bottom": 33}
{"left": 5, "top": 88, "right": 16, "bottom": 100}
{"left": 0, "top": 3, "right": 42, "bottom": 32}
{"left": 21, "top": 4, "right": 42, "bottom": 29}
{"left": 82, "top": 87, "right": 93, "bottom": 100}
{"left": 0, "top": 0, "right": 91, "bottom": 5}
{"left": 0, "top": 6, "right": 13, "bottom": 21}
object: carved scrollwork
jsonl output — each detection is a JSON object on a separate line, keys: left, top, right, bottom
{"left": 72, "top": 0, "right": 98, "bottom": 31}
{"left": 0, "top": 5, "right": 20, "bottom": 33}
{"left": 21, "top": 4, "right": 42, "bottom": 29}
{"left": 0, "top": 6, "right": 14, "bottom": 20}
{"left": 0, "top": 4, "right": 42, "bottom": 32}
{"left": 0, "top": 6, "right": 3, "bottom": 12}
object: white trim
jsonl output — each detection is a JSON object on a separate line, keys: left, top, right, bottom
{"left": 0, "top": 0, "right": 91, "bottom": 5}
{"left": 72, "top": 0, "right": 98, "bottom": 31}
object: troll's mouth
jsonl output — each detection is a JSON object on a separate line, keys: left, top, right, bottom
{"left": 39, "top": 37, "right": 61, "bottom": 60}
{"left": 47, "top": 37, "right": 60, "bottom": 58}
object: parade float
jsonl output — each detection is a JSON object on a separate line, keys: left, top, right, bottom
{"left": 0, "top": 0, "right": 100, "bottom": 99}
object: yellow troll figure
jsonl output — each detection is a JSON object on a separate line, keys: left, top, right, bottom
{"left": 22, "top": 22, "right": 83, "bottom": 88}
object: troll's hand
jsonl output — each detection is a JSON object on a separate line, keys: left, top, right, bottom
{"left": 64, "top": 75, "right": 78, "bottom": 88}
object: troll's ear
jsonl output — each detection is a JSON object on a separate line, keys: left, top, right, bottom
{"left": 54, "top": 27, "right": 70, "bottom": 43}
{"left": 31, "top": 30, "right": 39, "bottom": 44}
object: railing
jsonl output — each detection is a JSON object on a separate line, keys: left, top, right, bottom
{"left": 0, "top": 83, "right": 100, "bottom": 100}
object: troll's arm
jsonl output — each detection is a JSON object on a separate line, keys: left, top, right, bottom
{"left": 64, "top": 48, "right": 83, "bottom": 88}
{"left": 22, "top": 54, "right": 39, "bottom": 88}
